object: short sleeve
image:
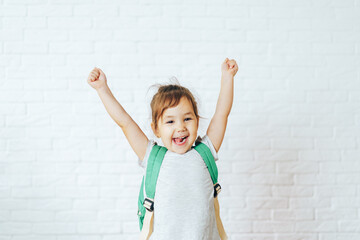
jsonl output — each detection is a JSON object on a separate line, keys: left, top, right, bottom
{"left": 138, "top": 140, "right": 156, "bottom": 169}
{"left": 200, "top": 135, "right": 219, "bottom": 161}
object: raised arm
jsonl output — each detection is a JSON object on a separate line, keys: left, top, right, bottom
{"left": 206, "top": 58, "right": 238, "bottom": 152}
{"left": 87, "top": 67, "right": 149, "bottom": 160}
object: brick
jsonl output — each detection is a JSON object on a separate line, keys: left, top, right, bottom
{"left": 73, "top": 199, "right": 116, "bottom": 211}
{"left": 33, "top": 174, "right": 76, "bottom": 186}
{"left": 8, "top": 138, "right": 51, "bottom": 151}
{"left": 313, "top": 114, "right": 355, "bottom": 126}
{"left": 56, "top": 211, "right": 97, "bottom": 222}
{"left": 6, "top": 114, "right": 50, "bottom": 127}
{"left": 222, "top": 221, "right": 252, "bottom": 232}
{"left": 0, "top": 223, "right": 31, "bottom": 234}
{"left": 0, "top": 127, "right": 25, "bottom": 138}
{"left": 273, "top": 138, "right": 314, "bottom": 150}
{"left": 229, "top": 209, "right": 271, "bottom": 221}
{"left": 264, "top": 92, "right": 305, "bottom": 102}
{"left": 295, "top": 173, "right": 337, "bottom": 184}
{"left": 296, "top": 220, "right": 337, "bottom": 232}
{"left": 56, "top": 187, "right": 98, "bottom": 198}
{"left": 251, "top": 173, "right": 294, "bottom": 185}
{"left": 248, "top": 198, "right": 288, "bottom": 209}
{"left": 56, "top": 163, "right": 97, "bottom": 174}
{"left": 269, "top": 115, "right": 311, "bottom": 126}
{"left": 278, "top": 161, "right": 319, "bottom": 173}
{"left": 28, "top": 103, "right": 71, "bottom": 115}
{"left": 12, "top": 187, "right": 55, "bottom": 198}
{"left": 254, "top": 221, "right": 294, "bottom": 232}
{"left": 0, "top": 104, "right": 26, "bottom": 115}
{"left": 292, "top": 127, "right": 333, "bottom": 137}
{"left": 24, "top": 29, "right": 68, "bottom": 41}
{"left": 290, "top": 197, "right": 331, "bottom": 208}
{"left": 22, "top": 55, "right": 66, "bottom": 66}
{"left": 47, "top": 17, "right": 92, "bottom": 29}
{"left": 289, "top": 31, "right": 332, "bottom": 43}
{"left": 316, "top": 209, "right": 358, "bottom": 220}
{"left": 0, "top": 199, "right": 29, "bottom": 210}
{"left": 0, "top": 30, "right": 23, "bottom": 41}
{"left": 0, "top": 6, "right": 26, "bottom": 16}
{"left": 250, "top": 103, "right": 291, "bottom": 114}
{"left": 182, "top": 17, "right": 224, "bottom": 29}
{"left": 119, "top": 5, "right": 161, "bottom": 16}
{"left": 32, "top": 223, "right": 77, "bottom": 234}
{"left": 53, "top": 138, "right": 96, "bottom": 151}
{"left": 299, "top": 150, "right": 341, "bottom": 162}
{"left": 248, "top": 126, "right": 290, "bottom": 137}
{"left": 78, "top": 222, "right": 122, "bottom": 234}
{"left": 230, "top": 185, "right": 271, "bottom": 197}
{"left": 274, "top": 209, "right": 314, "bottom": 221}
{"left": 255, "top": 150, "right": 298, "bottom": 162}
{"left": 316, "top": 138, "right": 357, "bottom": 149}
{"left": 3, "top": 17, "right": 47, "bottom": 29}
{"left": 138, "top": 16, "right": 181, "bottom": 28}
{"left": 93, "top": 16, "right": 138, "bottom": 29}
{"left": 273, "top": 186, "right": 314, "bottom": 197}
{"left": 28, "top": 5, "right": 72, "bottom": 16}
{"left": 0, "top": 90, "right": 44, "bottom": 102}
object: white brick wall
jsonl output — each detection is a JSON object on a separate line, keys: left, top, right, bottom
{"left": 1, "top": 0, "right": 360, "bottom": 239}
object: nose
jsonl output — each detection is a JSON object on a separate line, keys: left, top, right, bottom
{"left": 176, "top": 121, "right": 186, "bottom": 132}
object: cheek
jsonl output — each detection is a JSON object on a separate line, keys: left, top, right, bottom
{"left": 191, "top": 123, "right": 198, "bottom": 133}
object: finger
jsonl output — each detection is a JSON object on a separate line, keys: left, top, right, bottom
{"left": 90, "top": 73, "right": 98, "bottom": 79}
{"left": 88, "top": 74, "right": 94, "bottom": 82}
{"left": 228, "top": 60, "right": 236, "bottom": 68}
{"left": 92, "top": 69, "right": 100, "bottom": 76}
{"left": 90, "top": 75, "right": 98, "bottom": 82}
{"left": 97, "top": 68, "right": 105, "bottom": 76}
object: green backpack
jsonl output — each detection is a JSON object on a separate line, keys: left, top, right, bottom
{"left": 137, "top": 141, "right": 222, "bottom": 230}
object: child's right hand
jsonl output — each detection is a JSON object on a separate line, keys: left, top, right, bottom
{"left": 87, "top": 67, "right": 107, "bottom": 90}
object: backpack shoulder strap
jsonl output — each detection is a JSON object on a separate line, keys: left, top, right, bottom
{"left": 194, "top": 142, "right": 228, "bottom": 240}
{"left": 194, "top": 142, "right": 218, "bottom": 184}
{"left": 144, "top": 144, "right": 168, "bottom": 199}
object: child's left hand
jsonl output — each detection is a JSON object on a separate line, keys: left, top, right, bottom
{"left": 221, "top": 58, "right": 238, "bottom": 79}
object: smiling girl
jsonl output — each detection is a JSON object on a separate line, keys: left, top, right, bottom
{"left": 87, "top": 58, "right": 238, "bottom": 240}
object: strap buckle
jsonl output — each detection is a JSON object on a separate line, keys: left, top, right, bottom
{"left": 143, "top": 198, "right": 154, "bottom": 212}
{"left": 214, "top": 183, "right": 221, "bottom": 198}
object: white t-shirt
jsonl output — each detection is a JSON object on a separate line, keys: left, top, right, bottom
{"left": 138, "top": 135, "right": 220, "bottom": 240}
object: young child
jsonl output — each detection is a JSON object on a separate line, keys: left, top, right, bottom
{"left": 87, "top": 58, "right": 238, "bottom": 239}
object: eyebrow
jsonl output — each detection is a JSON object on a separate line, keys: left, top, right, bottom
{"left": 163, "top": 112, "right": 194, "bottom": 119}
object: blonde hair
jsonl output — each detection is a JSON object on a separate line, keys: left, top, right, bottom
{"left": 150, "top": 83, "right": 199, "bottom": 131}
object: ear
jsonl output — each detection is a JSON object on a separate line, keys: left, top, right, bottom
{"left": 151, "top": 122, "right": 160, "bottom": 138}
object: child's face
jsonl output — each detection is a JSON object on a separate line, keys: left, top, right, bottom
{"left": 152, "top": 97, "right": 199, "bottom": 154}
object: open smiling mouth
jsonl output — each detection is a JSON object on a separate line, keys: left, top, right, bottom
{"left": 173, "top": 136, "right": 188, "bottom": 146}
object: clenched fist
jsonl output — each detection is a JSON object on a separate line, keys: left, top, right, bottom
{"left": 221, "top": 58, "right": 238, "bottom": 79}
{"left": 87, "top": 67, "right": 107, "bottom": 90}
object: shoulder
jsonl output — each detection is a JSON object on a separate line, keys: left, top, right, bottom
{"left": 195, "top": 135, "right": 219, "bottom": 161}
{"left": 138, "top": 139, "right": 157, "bottom": 168}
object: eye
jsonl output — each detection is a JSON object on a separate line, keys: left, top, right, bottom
{"left": 184, "top": 118, "right": 192, "bottom": 121}
{"left": 166, "top": 120, "right": 174, "bottom": 124}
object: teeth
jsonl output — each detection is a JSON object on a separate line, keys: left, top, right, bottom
{"left": 173, "top": 136, "right": 187, "bottom": 144}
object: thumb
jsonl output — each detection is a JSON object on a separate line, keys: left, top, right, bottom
{"left": 97, "top": 67, "right": 105, "bottom": 75}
